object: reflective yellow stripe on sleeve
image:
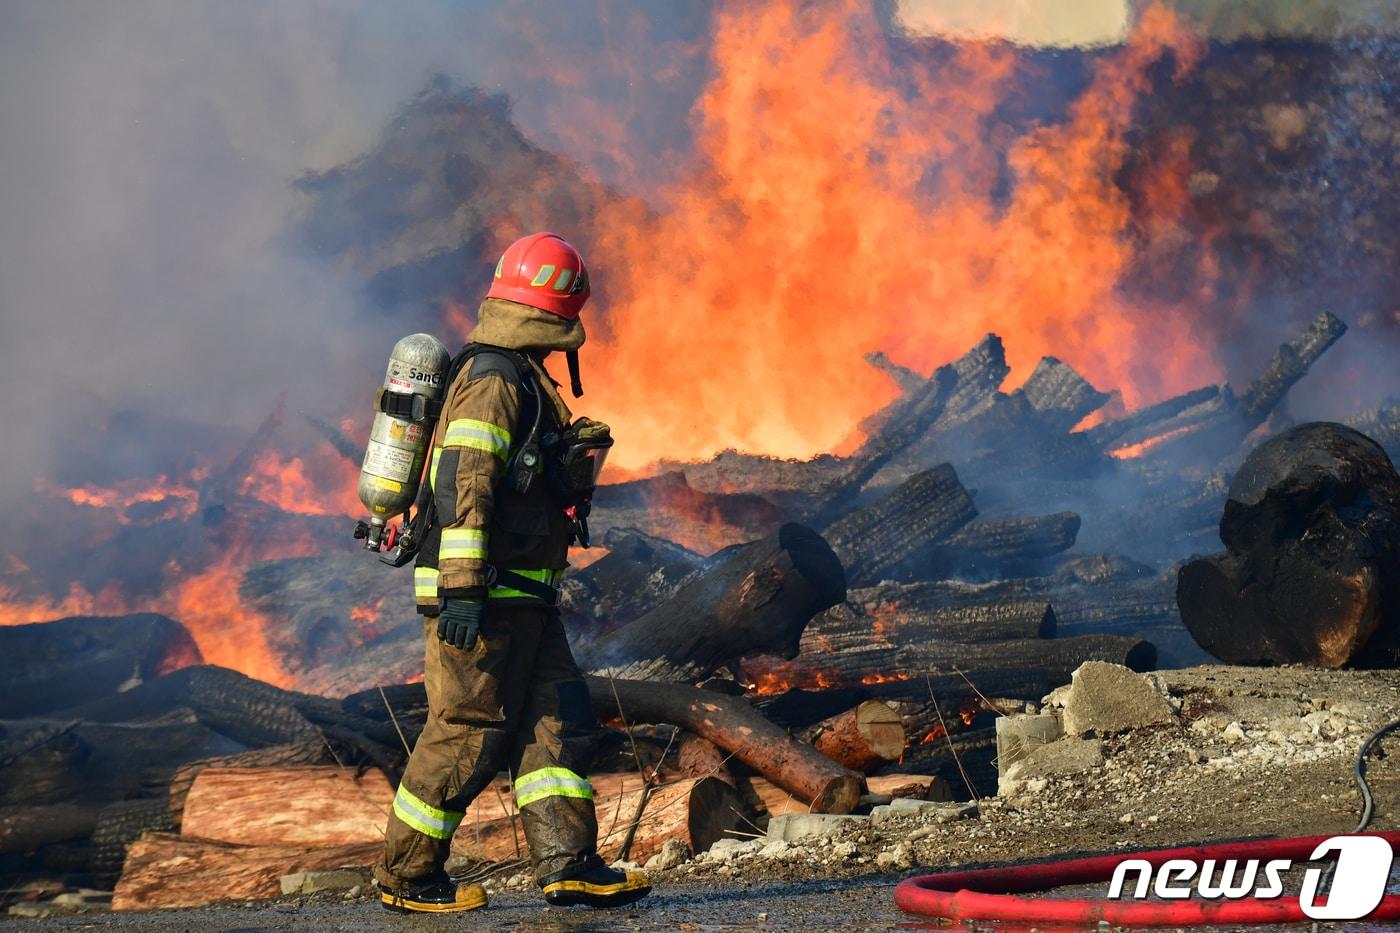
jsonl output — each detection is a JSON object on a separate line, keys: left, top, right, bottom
{"left": 514, "top": 766, "right": 593, "bottom": 808}
{"left": 442, "top": 419, "right": 512, "bottom": 461}
{"left": 440, "top": 527, "right": 488, "bottom": 561}
{"left": 414, "top": 566, "right": 439, "bottom": 600}
{"left": 392, "top": 784, "right": 463, "bottom": 840}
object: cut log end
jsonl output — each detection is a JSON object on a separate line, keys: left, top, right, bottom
{"left": 810, "top": 701, "right": 906, "bottom": 773}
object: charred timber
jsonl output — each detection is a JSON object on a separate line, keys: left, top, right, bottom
{"left": 577, "top": 523, "right": 845, "bottom": 683}
{"left": 1152, "top": 313, "right": 1348, "bottom": 463}
{"left": 751, "top": 668, "right": 1049, "bottom": 731}
{"left": 923, "top": 512, "right": 1081, "bottom": 577}
{"left": 1015, "top": 356, "right": 1110, "bottom": 434}
{"left": 821, "top": 464, "right": 976, "bottom": 587}
{"left": 562, "top": 527, "right": 707, "bottom": 635}
{"left": 1178, "top": 422, "right": 1400, "bottom": 667}
{"left": 802, "top": 596, "right": 1055, "bottom": 650}
{"left": 0, "top": 614, "right": 201, "bottom": 719}
{"left": 739, "top": 634, "right": 1155, "bottom": 690}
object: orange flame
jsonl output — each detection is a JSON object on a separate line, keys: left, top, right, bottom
{"left": 1108, "top": 423, "right": 1198, "bottom": 459}
{"left": 36, "top": 475, "right": 199, "bottom": 525}
{"left": 579, "top": 1, "right": 1213, "bottom": 470}
{"left": 241, "top": 450, "right": 361, "bottom": 517}
{"left": 742, "top": 666, "right": 841, "bottom": 696}
{"left": 0, "top": 566, "right": 294, "bottom": 688}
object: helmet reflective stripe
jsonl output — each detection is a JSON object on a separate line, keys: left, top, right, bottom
{"left": 485, "top": 231, "right": 590, "bottom": 320}
{"left": 393, "top": 784, "right": 464, "bottom": 840}
{"left": 515, "top": 767, "right": 593, "bottom": 807}
{"left": 440, "top": 527, "right": 488, "bottom": 560}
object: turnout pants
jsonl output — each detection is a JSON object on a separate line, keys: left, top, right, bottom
{"left": 376, "top": 605, "right": 599, "bottom": 888}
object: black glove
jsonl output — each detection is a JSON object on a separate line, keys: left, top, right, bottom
{"left": 437, "top": 599, "right": 484, "bottom": 650}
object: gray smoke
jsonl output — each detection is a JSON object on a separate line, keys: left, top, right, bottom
{"left": 0, "top": 1, "right": 708, "bottom": 536}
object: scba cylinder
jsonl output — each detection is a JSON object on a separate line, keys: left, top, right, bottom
{"left": 358, "top": 333, "right": 451, "bottom": 549}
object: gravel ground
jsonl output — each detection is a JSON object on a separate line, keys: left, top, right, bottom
{"left": 9, "top": 665, "right": 1400, "bottom": 931}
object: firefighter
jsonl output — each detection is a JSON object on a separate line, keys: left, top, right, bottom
{"left": 374, "top": 233, "right": 650, "bottom": 913}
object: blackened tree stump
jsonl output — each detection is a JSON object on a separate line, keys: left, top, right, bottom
{"left": 1178, "top": 422, "right": 1400, "bottom": 667}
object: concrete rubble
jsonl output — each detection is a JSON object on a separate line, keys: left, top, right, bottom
{"left": 1058, "top": 661, "right": 1179, "bottom": 735}
{"left": 279, "top": 869, "right": 370, "bottom": 896}
{"left": 629, "top": 664, "right": 1399, "bottom": 890}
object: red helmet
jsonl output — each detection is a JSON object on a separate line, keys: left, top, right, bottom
{"left": 485, "top": 232, "right": 590, "bottom": 320}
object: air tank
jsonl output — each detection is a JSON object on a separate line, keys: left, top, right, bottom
{"left": 357, "top": 333, "right": 451, "bottom": 550}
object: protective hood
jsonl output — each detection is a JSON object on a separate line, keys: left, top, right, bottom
{"left": 469, "top": 298, "right": 586, "bottom": 353}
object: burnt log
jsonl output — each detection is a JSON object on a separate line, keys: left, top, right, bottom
{"left": 1350, "top": 404, "right": 1400, "bottom": 464}
{"left": 866, "top": 351, "right": 923, "bottom": 394}
{"left": 0, "top": 719, "right": 242, "bottom": 818}
{"left": 562, "top": 527, "right": 707, "bottom": 636}
{"left": 0, "top": 614, "right": 201, "bottom": 719}
{"left": 803, "top": 593, "right": 1055, "bottom": 651}
{"left": 879, "top": 726, "right": 999, "bottom": 783}
{"left": 1151, "top": 312, "right": 1348, "bottom": 463}
{"left": 577, "top": 523, "right": 845, "bottom": 683}
{"left": 67, "top": 665, "right": 405, "bottom": 768}
{"left": 804, "top": 701, "right": 906, "bottom": 773}
{"left": 1088, "top": 385, "right": 1225, "bottom": 450}
{"left": 739, "top": 635, "right": 1155, "bottom": 691}
{"left": 1015, "top": 356, "right": 1110, "bottom": 433}
{"left": 589, "top": 471, "right": 785, "bottom": 550}
{"left": 751, "top": 668, "right": 1049, "bottom": 731}
{"left": 91, "top": 798, "right": 178, "bottom": 886}
{"left": 0, "top": 804, "right": 101, "bottom": 857}
{"left": 586, "top": 676, "right": 863, "bottom": 814}
{"left": 923, "top": 512, "right": 1081, "bottom": 578}
{"left": 821, "top": 465, "right": 977, "bottom": 586}
{"left": 813, "top": 357, "right": 959, "bottom": 521}
{"left": 1178, "top": 422, "right": 1400, "bottom": 667}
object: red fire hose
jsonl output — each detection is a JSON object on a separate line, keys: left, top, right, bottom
{"left": 894, "top": 830, "right": 1400, "bottom": 926}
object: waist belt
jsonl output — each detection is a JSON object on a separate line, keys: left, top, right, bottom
{"left": 487, "top": 566, "right": 563, "bottom": 606}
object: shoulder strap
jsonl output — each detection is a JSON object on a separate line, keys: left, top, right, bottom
{"left": 449, "top": 342, "right": 536, "bottom": 394}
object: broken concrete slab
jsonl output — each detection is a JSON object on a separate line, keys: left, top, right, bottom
{"left": 870, "top": 799, "right": 977, "bottom": 825}
{"left": 50, "top": 890, "right": 112, "bottom": 911}
{"left": 1062, "top": 661, "right": 1178, "bottom": 735}
{"left": 644, "top": 838, "right": 690, "bottom": 871}
{"left": 279, "top": 869, "right": 370, "bottom": 896}
{"left": 766, "top": 812, "right": 869, "bottom": 843}
{"left": 996, "top": 713, "right": 1064, "bottom": 779}
{"left": 1003, "top": 736, "right": 1105, "bottom": 788}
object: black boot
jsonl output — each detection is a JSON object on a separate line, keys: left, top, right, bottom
{"left": 538, "top": 854, "right": 651, "bottom": 908}
{"left": 379, "top": 874, "right": 488, "bottom": 913}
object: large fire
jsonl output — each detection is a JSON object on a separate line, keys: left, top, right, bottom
{"left": 0, "top": 447, "right": 367, "bottom": 687}
{"left": 586, "top": 1, "right": 1216, "bottom": 470}
{"left": 0, "top": 2, "right": 1235, "bottom": 692}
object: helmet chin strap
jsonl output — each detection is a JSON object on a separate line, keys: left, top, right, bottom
{"left": 566, "top": 350, "right": 584, "bottom": 398}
